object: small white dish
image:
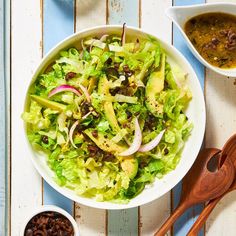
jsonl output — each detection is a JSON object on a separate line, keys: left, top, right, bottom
{"left": 166, "top": 3, "right": 236, "bottom": 77}
{"left": 21, "top": 205, "right": 79, "bottom": 236}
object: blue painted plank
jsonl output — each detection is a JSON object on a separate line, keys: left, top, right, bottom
{"left": 0, "top": 0, "right": 6, "bottom": 234}
{"left": 107, "top": 1, "right": 139, "bottom": 235}
{"left": 173, "top": 0, "right": 205, "bottom": 236}
{"left": 43, "top": 0, "right": 74, "bottom": 214}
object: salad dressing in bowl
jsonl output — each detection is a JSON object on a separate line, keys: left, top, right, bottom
{"left": 166, "top": 2, "right": 236, "bottom": 77}
{"left": 22, "top": 25, "right": 205, "bottom": 209}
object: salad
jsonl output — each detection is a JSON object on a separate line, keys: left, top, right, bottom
{"left": 22, "top": 27, "right": 192, "bottom": 203}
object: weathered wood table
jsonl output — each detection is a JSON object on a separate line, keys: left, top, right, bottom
{"left": 1, "top": 0, "right": 236, "bottom": 235}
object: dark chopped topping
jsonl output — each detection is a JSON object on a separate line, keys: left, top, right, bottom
{"left": 123, "top": 65, "right": 134, "bottom": 77}
{"left": 220, "top": 29, "right": 228, "bottom": 36}
{"left": 145, "top": 114, "right": 157, "bottom": 131}
{"left": 226, "top": 29, "right": 236, "bottom": 50}
{"left": 122, "top": 123, "right": 128, "bottom": 128}
{"left": 24, "top": 211, "right": 74, "bottom": 236}
{"left": 81, "top": 102, "right": 90, "bottom": 116}
{"left": 103, "top": 152, "right": 115, "bottom": 162}
{"left": 123, "top": 65, "right": 130, "bottom": 73}
{"left": 106, "top": 57, "right": 112, "bottom": 65}
{"left": 110, "top": 87, "right": 120, "bottom": 96}
{"left": 77, "top": 124, "right": 86, "bottom": 132}
{"left": 42, "top": 135, "right": 48, "bottom": 144}
{"left": 211, "top": 37, "right": 220, "bottom": 45}
{"left": 65, "top": 72, "right": 76, "bottom": 81}
{"left": 164, "top": 148, "right": 169, "bottom": 155}
{"left": 92, "top": 130, "right": 98, "bottom": 138}
{"left": 114, "top": 62, "right": 120, "bottom": 70}
{"left": 126, "top": 111, "right": 132, "bottom": 119}
{"left": 121, "top": 75, "right": 129, "bottom": 86}
{"left": 104, "top": 67, "right": 119, "bottom": 80}
{"left": 140, "top": 161, "right": 148, "bottom": 168}
{"left": 87, "top": 144, "right": 99, "bottom": 156}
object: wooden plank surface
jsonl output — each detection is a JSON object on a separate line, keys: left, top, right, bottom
{"left": 0, "top": 0, "right": 6, "bottom": 234}
{"left": 74, "top": 1, "right": 107, "bottom": 235}
{"left": 11, "top": 0, "right": 43, "bottom": 235}
{"left": 139, "top": 0, "right": 172, "bottom": 235}
{"left": 4, "top": 0, "right": 11, "bottom": 234}
{"left": 7, "top": 1, "right": 236, "bottom": 235}
{"left": 205, "top": 2, "right": 236, "bottom": 235}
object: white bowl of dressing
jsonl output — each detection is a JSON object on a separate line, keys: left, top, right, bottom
{"left": 166, "top": 3, "right": 236, "bottom": 77}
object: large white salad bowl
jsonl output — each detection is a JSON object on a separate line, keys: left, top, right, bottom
{"left": 23, "top": 25, "right": 205, "bottom": 209}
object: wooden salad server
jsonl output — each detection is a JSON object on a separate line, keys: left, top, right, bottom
{"left": 187, "top": 134, "right": 236, "bottom": 236}
{"left": 154, "top": 147, "right": 235, "bottom": 236}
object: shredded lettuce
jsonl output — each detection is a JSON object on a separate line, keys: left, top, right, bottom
{"left": 22, "top": 33, "right": 193, "bottom": 203}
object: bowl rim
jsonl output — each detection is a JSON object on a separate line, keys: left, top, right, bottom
{"left": 23, "top": 24, "right": 206, "bottom": 209}
{"left": 20, "top": 205, "right": 79, "bottom": 236}
{"left": 165, "top": 2, "right": 236, "bottom": 77}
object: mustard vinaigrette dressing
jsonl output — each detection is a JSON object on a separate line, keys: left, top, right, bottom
{"left": 185, "top": 12, "right": 236, "bottom": 68}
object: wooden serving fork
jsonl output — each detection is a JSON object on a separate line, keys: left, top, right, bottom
{"left": 154, "top": 147, "right": 235, "bottom": 236}
{"left": 187, "top": 134, "right": 236, "bottom": 236}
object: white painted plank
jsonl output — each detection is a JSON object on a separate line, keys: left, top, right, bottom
{"left": 11, "top": 0, "right": 43, "bottom": 235}
{"left": 75, "top": 0, "right": 107, "bottom": 32}
{"left": 139, "top": 1, "right": 172, "bottom": 235}
{"left": 141, "top": 0, "right": 172, "bottom": 42}
{"left": 5, "top": 0, "right": 11, "bottom": 234}
{"left": 0, "top": 0, "right": 6, "bottom": 234}
{"left": 205, "top": 69, "right": 236, "bottom": 235}
{"left": 205, "top": 1, "right": 236, "bottom": 235}
{"left": 75, "top": 204, "right": 107, "bottom": 236}
{"left": 74, "top": 1, "right": 107, "bottom": 235}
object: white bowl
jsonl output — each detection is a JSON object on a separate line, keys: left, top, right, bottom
{"left": 21, "top": 205, "right": 79, "bottom": 235}
{"left": 166, "top": 3, "right": 236, "bottom": 77}
{"left": 24, "top": 25, "right": 205, "bottom": 209}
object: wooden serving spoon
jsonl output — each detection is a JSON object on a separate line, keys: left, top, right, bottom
{"left": 154, "top": 148, "right": 235, "bottom": 236}
{"left": 187, "top": 135, "right": 236, "bottom": 236}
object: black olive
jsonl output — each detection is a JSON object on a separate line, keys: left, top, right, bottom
{"left": 164, "top": 148, "right": 169, "bottom": 155}
{"left": 104, "top": 67, "right": 119, "bottom": 80}
{"left": 106, "top": 57, "right": 112, "bottom": 65}
{"left": 126, "top": 111, "right": 132, "bottom": 119}
{"left": 114, "top": 62, "right": 120, "bottom": 70}
{"left": 42, "top": 135, "right": 48, "bottom": 144}
{"left": 65, "top": 72, "right": 76, "bottom": 80}
{"left": 92, "top": 130, "right": 98, "bottom": 138}
{"left": 81, "top": 102, "right": 90, "bottom": 116}
{"left": 121, "top": 75, "right": 129, "bottom": 86}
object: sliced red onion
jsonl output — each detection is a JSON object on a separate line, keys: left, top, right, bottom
{"left": 81, "top": 39, "right": 86, "bottom": 51}
{"left": 119, "top": 117, "right": 142, "bottom": 156}
{"left": 89, "top": 39, "right": 95, "bottom": 53}
{"left": 69, "top": 120, "right": 79, "bottom": 149}
{"left": 100, "top": 34, "right": 109, "bottom": 42}
{"left": 121, "top": 23, "right": 126, "bottom": 46}
{"left": 48, "top": 85, "right": 81, "bottom": 98}
{"left": 138, "top": 129, "right": 165, "bottom": 152}
{"left": 78, "top": 84, "right": 91, "bottom": 102}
